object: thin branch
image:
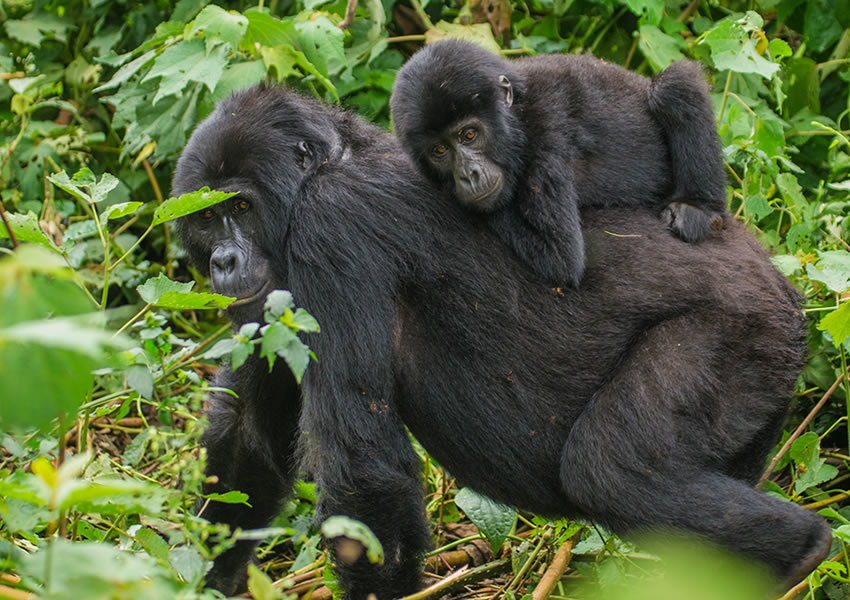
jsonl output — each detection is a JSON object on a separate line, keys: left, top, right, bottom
{"left": 532, "top": 535, "right": 579, "bottom": 600}
{"left": 758, "top": 373, "right": 846, "bottom": 488}
{"left": 0, "top": 201, "right": 18, "bottom": 249}
{"left": 338, "top": 0, "right": 357, "bottom": 29}
{"left": 676, "top": 0, "right": 700, "bottom": 23}
{"left": 802, "top": 492, "right": 850, "bottom": 511}
{"left": 397, "top": 558, "right": 511, "bottom": 600}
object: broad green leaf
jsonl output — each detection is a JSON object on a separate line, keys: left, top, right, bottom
{"left": 247, "top": 563, "right": 284, "bottom": 600}
{"left": 0, "top": 480, "right": 46, "bottom": 505}
{"left": 803, "top": 0, "right": 842, "bottom": 53}
{"left": 295, "top": 15, "right": 346, "bottom": 78}
{"left": 232, "top": 341, "right": 255, "bottom": 371}
{"left": 125, "top": 364, "right": 154, "bottom": 399}
{"left": 137, "top": 274, "right": 195, "bottom": 304}
{"left": 169, "top": 546, "right": 208, "bottom": 584}
{"left": 136, "top": 528, "right": 171, "bottom": 564}
{"left": 776, "top": 173, "right": 805, "bottom": 206}
{"left": 818, "top": 302, "right": 850, "bottom": 347}
{"left": 454, "top": 487, "right": 515, "bottom": 552}
{"left": 239, "top": 322, "right": 261, "bottom": 339}
{"left": 790, "top": 432, "right": 839, "bottom": 494}
{"left": 424, "top": 22, "right": 501, "bottom": 55}
{"left": 321, "top": 516, "right": 384, "bottom": 565}
{"left": 638, "top": 25, "right": 685, "bottom": 70}
{"left": 205, "top": 490, "right": 251, "bottom": 505}
{"left": 210, "top": 60, "right": 268, "bottom": 103}
{"left": 57, "top": 479, "right": 158, "bottom": 512}
{"left": 189, "top": 5, "right": 249, "bottom": 52}
{"left": 241, "top": 9, "right": 299, "bottom": 49}
{"left": 48, "top": 169, "right": 120, "bottom": 204}
{"left": 745, "top": 194, "right": 772, "bottom": 221}
{"left": 156, "top": 290, "right": 234, "bottom": 310}
{"left": 20, "top": 539, "right": 160, "bottom": 584}
{"left": 4, "top": 13, "right": 72, "bottom": 47}
{"left": 152, "top": 187, "right": 237, "bottom": 225}
{"left": 702, "top": 19, "right": 779, "bottom": 80}
{"left": 94, "top": 49, "right": 157, "bottom": 93}
{"left": 290, "top": 308, "right": 320, "bottom": 333}
{"left": 0, "top": 212, "right": 59, "bottom": 251}
{"left": 142, "top": 38, "right": 228, "bottom": 103}
{"left": 768, "top": 38, "right": 792, "bottom": 61}
{"left": 805, "top": 251, "right": 850, "bottom": 293}
{"left": 103, "top": 201, "right": 144, "bottom": 220}
{"left": 770, "top": 254, "right": 801, "bottom": 276}
{"left": 262, "top": 46, "right": 300, "bottom": 82}
{"left": 265, "top": 290, "right": 295, "bottom": 319}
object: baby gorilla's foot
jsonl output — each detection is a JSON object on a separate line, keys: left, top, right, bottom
{"left": 661, "top": 202, "right": 724, "bottom": 243}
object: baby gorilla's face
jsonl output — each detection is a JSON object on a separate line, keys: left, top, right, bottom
{"left": 425, "top": 118, "right": 506, "bottom": 211}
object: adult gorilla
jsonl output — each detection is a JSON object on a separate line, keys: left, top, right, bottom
{"left": 172, "top": 85, "right": 830, "bottom": 598}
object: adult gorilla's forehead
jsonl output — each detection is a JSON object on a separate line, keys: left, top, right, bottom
{"left": 172, "top": 86, "right": 335, "bottom": 195}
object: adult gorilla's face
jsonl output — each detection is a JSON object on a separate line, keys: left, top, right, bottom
{"left": 171, "top": 86, "right": 342, "bottom": 322}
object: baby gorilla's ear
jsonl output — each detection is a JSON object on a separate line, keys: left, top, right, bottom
{"left": 498, "top": 75, "right": 513, "bottom": 107}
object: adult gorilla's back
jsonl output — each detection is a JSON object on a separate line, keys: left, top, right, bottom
{"left": 172, "top": 85, "right": 829, "bottom": 598}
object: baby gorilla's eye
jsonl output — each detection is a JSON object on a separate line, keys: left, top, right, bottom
{"left": 235, "top": 200, "right": 251, "bottom": 213}
{"left": 461, "top": 128, "right": 478, "bottom": 143}
{"left": 432, "top": 144, "right": 449, "bottom": 157}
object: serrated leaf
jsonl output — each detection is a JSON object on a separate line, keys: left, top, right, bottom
{"left": 190, "top": 5, "right": 249, "bottom": 52}
{"left": 264, "top": 290, "right": 295, "bottom": 320}
{"left": 247, "top": 563, "right": 283, "bottom": 600}
{"left": 0, "top": 212, "right": 59, "bottom": 251}
{"left": 203, "top": 338, "right": 237, "bottom": 360}
{"left": 103, "top": 202, "right": 144, "bottom": 220}
{"left": 819, "top": 302, "right": 850, "bottom": 347}
{"left": 205, "top": 490, "right": 251, "bottom": 505}
{"left": 137, "top": 274, "right": 195, "bottom": 304}
{"left": 791, "top": 432, "right": 838, "bottom": 494}
{"left": 232, "top": 341, "right": 254, "bottom": 371}
{"left": 770, "top": 254, "right": 801, "bottom": 276}
{"left": 238, "top": 322, "right": 261, "bottom": 339}
{"left": 806, "top": 251, "right": 850, "bottom": 293}
{"left": 776, "top": 173, "right": 806, "bottom": 206}
{"left": 241, "top": 9, "right": 299, "bottom": 49}
{"left": 156, "top": 290, "right": 234, "bottom": 310}
{"left": 638, "top": 25, "right": 686, "bottom": 71}
{"left": 321, "top": 516, "right": 384, "bottom": 565}
{"left": 424, "top": 21, "right": 501, "bottom": 54}
{"left": 136, "top": 528, "right": 171, "bottom": 563}
{"left": 454, "top": 487, "right": 515, "bottom": 552}
{"left": 142, "top": 38, "right": 227, "bottom": 103}
{"left": 94, "top": 49, "right": 157, "bottom": 93}
{"left": 152, "top": 187, "right": 237, "bottom": 225}
{"left": 702, "top": 19, "right": 779, "bottom": 80}
{"left": 48, "top": 169, "right": 119, "bottom": 204}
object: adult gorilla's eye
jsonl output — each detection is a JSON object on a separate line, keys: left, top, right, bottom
{"left": 201, "top": 208, "right": 215, "bottom": 220}
{"left": 235, "top": 200, "right": 251, "bottom": 213}
{"left": 432, "top": 144, "right": 448, "bottom": 157}
{"left": 461, "top": 128, "right": 478, "bottom": 143}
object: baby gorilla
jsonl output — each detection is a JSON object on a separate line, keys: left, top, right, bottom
{"left": 391, "top": 41, "right": 727, "bottom": 287}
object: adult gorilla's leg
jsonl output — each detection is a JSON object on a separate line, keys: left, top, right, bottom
{"left": 202, "top": 356, "right": 301, "bottom": 594}
{"left": 559, "top": 314, "right": 831, "bottom": 587}
{"left": 306, "top": 401, "right": 430, "bottom": 599}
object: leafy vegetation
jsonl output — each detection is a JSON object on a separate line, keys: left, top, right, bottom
{"left": 1, "top": 0, "right": 850, "bottom": 598}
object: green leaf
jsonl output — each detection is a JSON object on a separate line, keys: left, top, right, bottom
{"left": 189, "top": 5, "right": 249, "bottom": 52}
{"left": 321, "top": 516, "right": 384, "bottom": 565}
{"left": 291, "top": 308, "right": 320, "bottom": 333}
{"left": 142, "top": 38, "right": 228, "bottom": 103}
{"left": 136, "top": 528, "right": 171, "bottom": 564}
{"left": 638, "top": 25, "right": 685, "bottom": 71}
{"left": 0, "top": 212, "right": 59, "bottom": 251}
{"left": 156, "top": 290, "right": 234, "bottom": 310}
{"left": 57, "top": 479, "right": 158, "bottom": 512}
{"left": 295, "top": 15, "right": 346, "bottom": 78}
{"left": 94, "top": 50, "right": 157, "bottom": 93}
{"left": 152, "top": 187, "right": 237, "bottom": 225}
{"left": 425, "top": 22, "right": 502, "bottom": 55}
{"left": 454, "top": 487, "right": 515, "bottom": 552}
{"left": 247, "top": 563, "right": 284, "bottom": 600}
{"left": 168, "top": 545, "right": 208, "bottom": 584}
{"left": 803, "top": 0, "right": 843, "bottom": 53}
{"left": 242, "top": 9, "right": 299, "bottom": 49}
{"left": 48, "top": 169, "right": 120, "bottom": 204}
{"left": 125, "top": 364, "right": 155, "bottom": 399}
{"left": 770, "top": 254, "right": 801, "bottom": 276}
{"left": 790, "top": 432, "right": 838, "bottom": 494}
{"left": 745, "top": 194, "right": 772, "bottom": 221}
{"left": 232, "top": 340, "right": 255, "bottom": 371}
{"left": 805, "top": 251, "right": 850, "bottom": 293}
{"left": 137, "top": 274, "right": 195, "bottom": 304}
{"left": 264, "top": 290, "right": 295, "bottom": 320}
{"left": 819, "top": 302, "right": 850, "bottom": 347}
{"left": 205, "top": 490, "right": 252, "bottom": 505}
{"left": 776, "top": 173, "right": 806, "bottom": 206}
{"left": 702, "top": 19, "right": 779, "bottom": 80}
{"left": 768, "top": 38, "right": 792, "bottom": 61}
{"left": 260, "top": 321, "right": 313, "bottom": 382}
{"left": 103, "top": 201, "right": 144, "bottom": 220}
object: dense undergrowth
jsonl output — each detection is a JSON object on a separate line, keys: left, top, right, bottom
{"left": 1, "top": 0, "right": 850, "bottom": 598}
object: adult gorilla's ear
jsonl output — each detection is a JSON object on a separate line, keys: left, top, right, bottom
{"left": 498, "top": 75, "right": 513, "bottom": 108}
{"left": 296, "top": 140, "right": 314, "bottom": 170}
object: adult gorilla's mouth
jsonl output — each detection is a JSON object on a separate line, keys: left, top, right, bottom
{"left": 229, "top": 281, "right": 271, "bottom": 307}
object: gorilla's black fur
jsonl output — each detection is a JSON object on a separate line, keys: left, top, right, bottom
{"left": 172, "top": 85, "right": 829, "bottom": 599}
{"left": 391, "top": 41, "right": 728, "bottom": 288}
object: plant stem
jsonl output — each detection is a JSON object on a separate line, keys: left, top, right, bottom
{"left": 408, "top": 0, "right": 434, "bottom": 30}
{"left": 110, "top": 222, "right": 155, "bottom": 270}
{"left": 0, "top": 201, "right": 18, "bottom": 249}
{"left": 716, "top": 70, "right": 733, "bottom": 125}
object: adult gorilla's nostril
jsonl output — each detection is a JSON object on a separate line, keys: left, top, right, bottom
{"left": 210, "top": 247, "right": 238, "bottom": 276}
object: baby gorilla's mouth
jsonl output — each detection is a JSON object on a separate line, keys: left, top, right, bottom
{"left": 229, "top": 281, "right": 271, "bottom": 307}
{"left": 471, "top": 175, "right": 503, "bottom": 203}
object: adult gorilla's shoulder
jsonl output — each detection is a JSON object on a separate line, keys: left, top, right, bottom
{"left": 172, "top": 85, "right": 827, "bottom": 599}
